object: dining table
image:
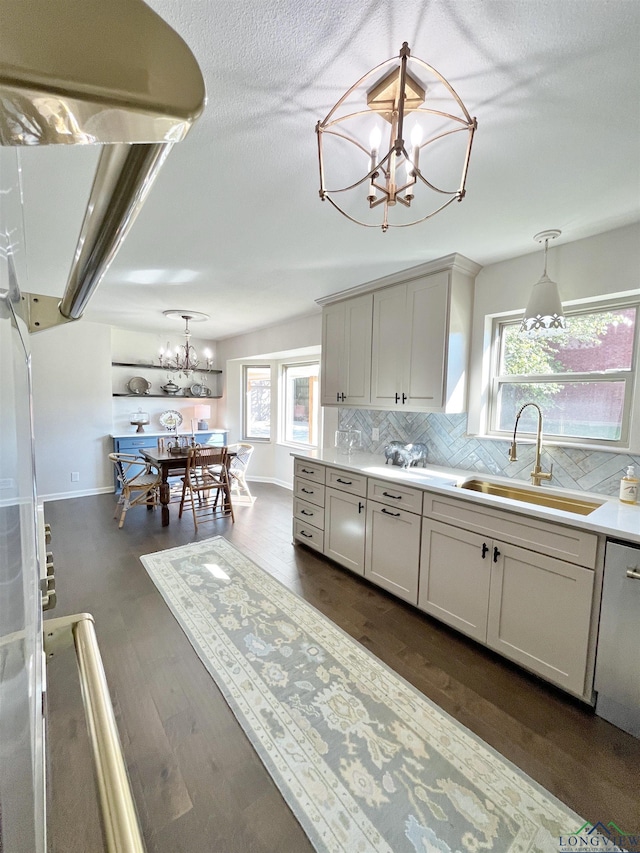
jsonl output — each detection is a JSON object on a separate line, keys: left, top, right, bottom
{"left": 140, "top": 446, "right": 235, "bottom": 526}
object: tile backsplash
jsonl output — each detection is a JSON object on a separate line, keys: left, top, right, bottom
{"left": 338, "top": 409, "right": 640, "bottom": 497}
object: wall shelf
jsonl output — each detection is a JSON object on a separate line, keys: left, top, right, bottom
{"left": 112, "top": 361, "right": 222, "bottom": 375}
{"left": 111, "top": 361, "right": 223, "bottom": 399}
{"left": 113, "top": 393, "right": 218, "bottom": 399}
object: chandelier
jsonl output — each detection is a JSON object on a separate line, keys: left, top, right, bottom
{"left": 520, "top": 230, "right": 566, "bottom": 334}
{"left": 316, "top": 42, "right": 477, "bottom": 232}
{"left": 158, "top": 311, "right": 213, "bottom": 378}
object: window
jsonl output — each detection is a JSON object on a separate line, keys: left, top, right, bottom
{"left": 243, "top": 365, "right": 271, "bottom": 440}
{"left": 489, "top": 303, "right": 638, "bottom": 444}
{"left": 282, "top": 362, "right": 319, "bottom": 446}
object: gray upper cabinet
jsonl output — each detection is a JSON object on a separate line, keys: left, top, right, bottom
{"left": 318, "top": 254, "right": 480, "bottom": 413}
{"left": 320, "top": 292, "right": 373, "bottom": 407}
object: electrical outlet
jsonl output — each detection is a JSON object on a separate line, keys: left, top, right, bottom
{"left": 372, "top": 428, "right": 379, "bottom": 440}
{"left": 71, "top": 472, "right": 80, "bottom": 482}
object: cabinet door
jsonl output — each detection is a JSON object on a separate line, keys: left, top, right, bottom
{"left": 418, "top": 520, "right": 491, "bottom": 643}
{"left": 487, "top": 542, "right": 594, "bottom": 696}
{"left": 324, "top": 488, "right": 366, "bottom": 575}
{"left": 343, "top": 293, "right": 373, "bottom": 406}
{"left": 370, "top": 283, "right": 406, "bottom": 407}
{"left": 321, "top": 302, "right": 346, "bottom": 405}
{"left": 403, "top": 272, "right": 448, "bottom": 409}
{"left": 365, "top": 502, "right": 421, "bottom": 603}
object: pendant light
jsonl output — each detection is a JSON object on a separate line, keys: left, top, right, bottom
{"left": 316, "top": 42, "right": 477, "bottom": 232}
{"left": 520, "top": 230, "right": 566, "bottom": 334}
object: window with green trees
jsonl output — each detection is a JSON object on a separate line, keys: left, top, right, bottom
{"left": 490, "top": 303, "right": 638, "bottom": 444}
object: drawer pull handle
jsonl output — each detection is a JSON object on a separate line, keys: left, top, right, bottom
{"left": 481, "top": 543, "right": 489, "bottom": 559}
{"left": 358, "top": 502, "right": 365, "bottom": 513}
{"left": 301, "top": 468, "right": 314, "bottom": 474}
{"left": 626, "top": 569, "right": 640, "bottom": 580}
{"left": 300, "top": 509, "right": 313, "bottom": 516}
{"left": 493, "top": 546, "right": 501, "bottom": 563}
{"left": 336, "top": 478, "right": 352, "bottom": 485}
{"left": 300, "top": 530, "right": 313, "bottom": 539}
{"left": 382, "top": 491, "right": 402, "bottom": 500}
{"left": 381, "top": 507, "right": 401, "bottom": 517}
{"left": 301, "top": 487, "right": 314, "bottom": 494}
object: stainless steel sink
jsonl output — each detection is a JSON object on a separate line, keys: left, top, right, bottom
{"left": 458, "top": 478, "right": 604, "bottom": 515}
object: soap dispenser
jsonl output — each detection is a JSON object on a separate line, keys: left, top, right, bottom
{"left": 619, "top": 465, "right": 639, "bottom": 504}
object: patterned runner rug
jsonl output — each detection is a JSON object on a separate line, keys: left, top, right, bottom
{"left": 141, "top": 536, "right": 586, "bottom": 853}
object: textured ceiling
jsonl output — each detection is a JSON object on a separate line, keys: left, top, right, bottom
{"left": 18, "top": 0, "right": 640, "bottom": 340}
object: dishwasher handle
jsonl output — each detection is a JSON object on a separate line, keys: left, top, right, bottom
{"left": 627, "top": 568, "right": 640, "bottom": 580}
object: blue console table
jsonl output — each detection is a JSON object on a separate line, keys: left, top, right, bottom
{"left": 111, "top": 430, "right": 229, "bottom": 489}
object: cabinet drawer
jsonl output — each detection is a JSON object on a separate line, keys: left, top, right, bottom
{"left": 325, "top": 467, "right": 367, "bottom": 497}
{"left": 422, "top": 493, "right": 598, "bottom": 568}
{"left": 293, "top": 518, "right": 324, "bottom": 552}
{"left": 293, "top": 497, "right": 325, "bottom": 530}
{"left": 294, "top": 459, "right": 326, "bottom": 484}
{"left": 294, "top": 478, "right": 325, "bottom": 508}
{"left": 115, "top": 436, "right": 158, "bottom": 452}
{"left": 368, "top": 478, "right": 423, "bottom": 514}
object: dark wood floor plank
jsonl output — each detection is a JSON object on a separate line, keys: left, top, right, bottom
{"left": 43, "top": 484, "right": 640, "bottom": 852}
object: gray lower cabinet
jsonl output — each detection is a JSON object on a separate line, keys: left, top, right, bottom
{"left": 293, "top": 458, "right": 598, "bottom": 698}
{"left": 324, "top": 488, "right": 366, "bottom": 575}
{"left": 486, "top": 540, "right": 594, "bottom": 696}
{"left": 364, "top": 501, "right": 421, "bottom": 604}
{"left": 419, "top": 517, "right": 594, "bottom": 696}
{"left": 419, "top": 519, "right": 492, "bottom": 643}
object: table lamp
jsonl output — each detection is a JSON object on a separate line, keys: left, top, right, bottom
{"left": 195, "top": 404, "right": 211, "bottom": 430}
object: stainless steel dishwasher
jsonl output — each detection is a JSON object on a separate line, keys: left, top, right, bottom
{"left": 594, "top": 539, "right": 640, "bottom": 737}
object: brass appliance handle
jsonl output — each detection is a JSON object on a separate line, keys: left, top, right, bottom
{"left": 44, "top": 614, "right": 145, "bottom": 853}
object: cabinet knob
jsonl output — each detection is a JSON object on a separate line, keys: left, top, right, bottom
{"left": 493, "top": 546, "right": 501, "bottom": 563}
{"left": 402, "top": 393, "right": 407, "bottom": 404}
{"left": 358, "top": 502, "right": 365, "bottom": 513}
{"left": 481, "top": 542, "right": 489, "bottom": 559}
{"left": 394, "top": 392, "right": 400, "bottom": 404}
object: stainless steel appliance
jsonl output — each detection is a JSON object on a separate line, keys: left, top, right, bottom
{"left": 0, "top": 2, "right": 205, "bottom": 850}
{"left": 594, "top": 539, "right": 640, "bottom": 738}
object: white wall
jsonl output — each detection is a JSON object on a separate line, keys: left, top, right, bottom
{"left": 216, "top": 313, "right": 323, "bottom": 488}
{"left": 110, "top": 327, "right": 219, "bottom": 435}
{"left": 31, "top": 320, "right": 113, "bottom": 500}
{"left": 467, "top": 223, "right": 640, "bottom": 443}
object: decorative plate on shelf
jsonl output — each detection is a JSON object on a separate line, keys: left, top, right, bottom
{"left": 159, "top": 410, "right": 183, "bottom": 431}
{"left": 189, "top": 383, "right": 203, "bottom": 397}
{"left": 127, "top": 376, "right": 151, "bottom": 395}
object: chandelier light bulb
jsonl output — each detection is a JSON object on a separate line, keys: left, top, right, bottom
{"left": 369, "top": 126, "right": 382, "bottom": 150}
{"left": 410, "top": 123, "right": 422, "bottom": 146}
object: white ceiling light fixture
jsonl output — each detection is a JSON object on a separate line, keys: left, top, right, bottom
{"left": 520, "top": 230, "right": 566, "bottom": 334}
{"left": 159, "top": 310, "right": 212, "bottom": 377}
{"left": 316, "top": 42, "right": 477, "bottom": 233}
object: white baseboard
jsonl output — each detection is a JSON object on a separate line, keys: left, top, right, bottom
{"left": 247, "top": 475, "right": 293, "bottom": 491}
{"left": 39, "top": 485, "right": 114, "bottom": 502}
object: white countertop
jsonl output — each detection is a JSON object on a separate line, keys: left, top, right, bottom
{"left": 291, "top": 449, "right": 640, "bottom": 547}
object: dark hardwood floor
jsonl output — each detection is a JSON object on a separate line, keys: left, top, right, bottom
{"left": 44, "top": 484, "right": 640, "bottom": 852}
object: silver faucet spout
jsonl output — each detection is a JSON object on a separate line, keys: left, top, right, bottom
{"left": 510, "top": 402, "right": 552, "bottom": 486}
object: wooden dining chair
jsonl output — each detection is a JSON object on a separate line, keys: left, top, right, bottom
{"left": 178, "top": 446, "right": 235, "bottom": 530}
{"left": 109, "top": 452, "right": 161, "bottom": 529}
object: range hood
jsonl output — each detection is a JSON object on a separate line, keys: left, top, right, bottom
{"left": 0, "top": 0, "right": 206, "bottom": 331}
